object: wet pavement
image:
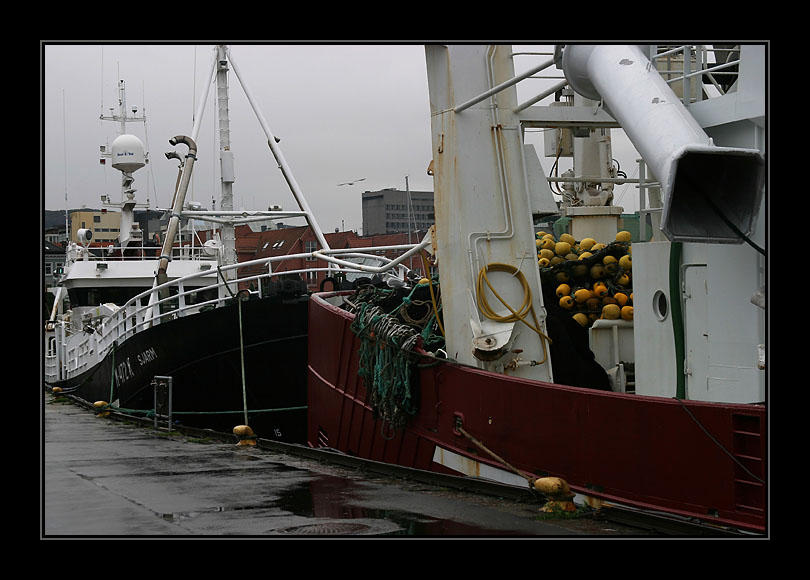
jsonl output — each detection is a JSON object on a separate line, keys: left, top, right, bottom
{"left": 43, "top": 394, "right": 655, "bottom": 538}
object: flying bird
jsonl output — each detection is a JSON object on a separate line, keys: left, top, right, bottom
{"left": 337, "top": 178, "right": 366, "bottom": 186}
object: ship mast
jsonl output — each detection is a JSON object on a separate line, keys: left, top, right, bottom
{"left": 159, "top": 45, "right": 333, "bottom": 261}
{"left": 99, "top": 79, "right": 148, "bottom": 251}
{"left": 425, "top": 45, "right": 554, "bottom": 381}
{"left": 215, "top": 45, "right": 238, "bottom": 286}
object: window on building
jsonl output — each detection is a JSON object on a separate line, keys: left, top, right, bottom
{"left": 93, "top": 215, "right": 101, "bottom": 223}
{"left": 305, "top": 240, "right": 318, "bottom": 261}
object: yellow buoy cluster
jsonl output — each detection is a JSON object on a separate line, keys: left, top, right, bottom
{"left": 536, "top": 230, "right": 634, "bottom": 328}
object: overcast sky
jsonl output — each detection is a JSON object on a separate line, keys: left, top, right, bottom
{"left": 42, "top": 43, "right": 643, "bottom": 233}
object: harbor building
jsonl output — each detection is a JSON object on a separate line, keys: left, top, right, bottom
{"left": 69, "top": 210, "right": 120, "bottom": 243}
{"left": 361, "top": 188, "right": 434, "bottom": 235}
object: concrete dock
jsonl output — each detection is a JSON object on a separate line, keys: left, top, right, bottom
{"left": 43, "top": 393, "right": 657, "bottom": 538}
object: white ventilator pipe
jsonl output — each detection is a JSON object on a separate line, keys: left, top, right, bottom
{"left": 561, "top": 45, "right": 764, "bottom": 244}
{"left": 156, "top": 135, "right": 197, "bottom": 286}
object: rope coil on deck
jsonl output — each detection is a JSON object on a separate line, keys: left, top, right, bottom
{"left": 476, "top": 262, "right": 551, "bottom": 365}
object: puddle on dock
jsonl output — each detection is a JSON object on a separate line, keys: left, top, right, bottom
{"left": 270, "top": 473, "right": 528, "bottom": 536}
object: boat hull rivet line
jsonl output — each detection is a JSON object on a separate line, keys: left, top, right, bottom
{"left": 233, "top": 424, "right": 257, "bottom": 446}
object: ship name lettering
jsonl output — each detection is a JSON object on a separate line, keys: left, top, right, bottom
{"left": 136, "top": 347, "right": 158, "bottom": 366}
{"left": 114, "top": 357, "right": 135, "bottom": 387}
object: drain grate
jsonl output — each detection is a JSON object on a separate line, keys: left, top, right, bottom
{"left": 274, "top": 521, "right": 373, "bottom": 535}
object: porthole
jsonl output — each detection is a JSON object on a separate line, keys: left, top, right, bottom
{"left": 653, "top": 290, "right": 668, "bottom": 321}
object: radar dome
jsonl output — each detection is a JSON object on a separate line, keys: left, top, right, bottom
{"left": 111, "top": 134, "right": 146, "bottom": 173}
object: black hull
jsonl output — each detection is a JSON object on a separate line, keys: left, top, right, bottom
{"left": 47, "top": 296, "right": 309, "bottom": 443}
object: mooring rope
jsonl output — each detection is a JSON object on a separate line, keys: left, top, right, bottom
{"left": 455, "top": 423, "right": 536, "bottom": 485}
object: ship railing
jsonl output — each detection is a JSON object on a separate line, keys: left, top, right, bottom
{"left": 70, "top": 243, "right": 219, "bottom": 262}
{"left": 45, "top": 312, "right": 110, "bottom": 383}
{"left": 649, "top": 44, "right": 741, "bottom": 104}
{"left": 44, "top": 333, "right": 60, "bottom": 382}
{"left": 58, "top": 327, "right": 96, "bottom": 379}
{"left": 93, "top": 239, "right": 430, "bottom": 358}
{"left": 510, "top": 44, "right": 740, "bottom": 116}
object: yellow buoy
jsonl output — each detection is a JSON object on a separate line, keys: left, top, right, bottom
{"left": 559, "top": 233, "right": 576, "bottom": 246}
{"left": 593, "top": 282, "right": 608, "bottom": 297}
{"left": 603, "top": 255, "right": 618, "bottom": 275}
{"left": 555, "top": 241, "right": 572, "bottom": 256}
{"left": 621, "top": 305, "right": 634, "bottom": 321}
{"left": 590, "top": 264, "right": 606, "bottom": 279}
{"left": 572, "top": 312, "right": 589, "bottom": 327}
{"left": 538, "top": 257, "right": 550, "bottom": 268}
{"left": 579, "top": 237, "right": 596, "bottom": 251}
{"left": 616, "top": 230, "right": 632, "bottom": 243}
{"left": 538, "top": 248, "right": 555, "bottom": 261}
{"left": 573, "top": 288, "right": 593, "bottom": 303}
{"left": 619, "top": 255, "right": 632, "bottom": 271}
{"left": 556, "top": 283, "right": 571, "bottom": 297}
{"left": 616, "top": 273, "right": 631, "bottom": 287}
{"left": 559, "top": 295, "right": 574, "bottom": 309}
{"left": 418, "top": 278, "right": 430, "bottom": 285}
{"left": 614, "top": 292, "right": 628, "bottom": 307}
{"left": 586, "top": 298, "right": 601, "bottom": 313}
{"left": 578, "top": 251, "right": 593, "bottom": 261}
{"left": 602, "top": 303, "right": 621, "bottom": 319}
{"left": 540, "top": 238, "right": 556, "bottom": 251}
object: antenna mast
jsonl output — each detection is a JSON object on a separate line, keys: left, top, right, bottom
{"left": 99, "top": 78, "right": 149, "bottom": 250}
